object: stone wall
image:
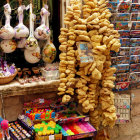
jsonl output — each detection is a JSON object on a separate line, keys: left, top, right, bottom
{"left": 109, "top": 89, "right": 140, "bottom": 140}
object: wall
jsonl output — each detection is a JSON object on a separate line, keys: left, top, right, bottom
{"left": 109, "top": 89, "right": 140, "bottom": 140}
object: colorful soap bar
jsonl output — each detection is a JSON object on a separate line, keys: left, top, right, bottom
{"left": 130, "top": 55, "right": 140, "bottom": 64}
{"left": 131, "top": 22, "right": 140, "bottom": 30}
{"left": 116, "top": 56, "right": 130, "bottom": 64}
{"left": 130, "top": 63, "right": 140, "bottom": 72}
{"left": 131, "top": 13, "right": 140, "bottom": 21}
{"left": 119, "top": 30, "right": 130, "bottom": 38}
{"left": 130, "top": 47, "right": 140, "bottom": 55}
{"left": 116, "top": 73, "right": 129, "bottom": 82}
{"left": 118, "top": 47, "right": 130, "bottom": 56}
{"left": 130, "top": 38, "right": 140, "bottom": 47}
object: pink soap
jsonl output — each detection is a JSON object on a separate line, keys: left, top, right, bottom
{"left": 82, "top": 122, "right": 96, "bottom": 131}
{"left": 77, "top": 122, "right": 89, "bottom": 133}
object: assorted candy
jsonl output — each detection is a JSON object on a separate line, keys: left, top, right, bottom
{"left": 34, "top": 121, "right": 62, "bottom": 136}
{"left": 61, "top": 121, "right": 96, "bottom": 136}
{"left": 25, "top": 109, "right": 55, "bottom": 121}
{"left": 9, "top": 122, "right": 31, "bottom": 140}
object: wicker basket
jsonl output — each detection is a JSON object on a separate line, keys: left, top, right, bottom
{"left": 0, "top": 70, "right": 18, "bottom": 85}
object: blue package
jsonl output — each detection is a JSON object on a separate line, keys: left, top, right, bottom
{"left": 130, "top": 55, "right": 140, "bottom": 64}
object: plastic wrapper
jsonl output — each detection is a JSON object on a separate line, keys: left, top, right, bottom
{"left": 77, "top": 42, "right": 94, "bottom": 64}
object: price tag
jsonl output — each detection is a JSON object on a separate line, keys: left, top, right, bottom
{"left": 49, "top": 135, "right": 54, "bottom": 140}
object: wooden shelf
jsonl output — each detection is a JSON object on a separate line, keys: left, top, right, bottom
{"left": 0, "top": 80, "right": 60, "bottom": 97}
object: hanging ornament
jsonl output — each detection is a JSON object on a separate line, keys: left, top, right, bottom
{"left": 1, "top": 39, "right": 17, "bottom": 53}
{"left": 24, "top": 0, "right": 39, "bottom": 51}
{"left": 42, "top": 41, "right": 56, "bottom": 63}
{"left": 42, "top": 0, "right": 56, "bottom": 63}
{"left": 24, "top": 0, "right": 41, "bottom": 63}
{"left": 14, "top": 0, "right": 29, "bottom": 40}
{"left": 0, "top": 1, "right": 15, "bottom": 39}
{"left": 24, "top": 47, "right": 41, "bottom": 64}
{"left": 34, "top": 6, "right": 50, "bottom": 40}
